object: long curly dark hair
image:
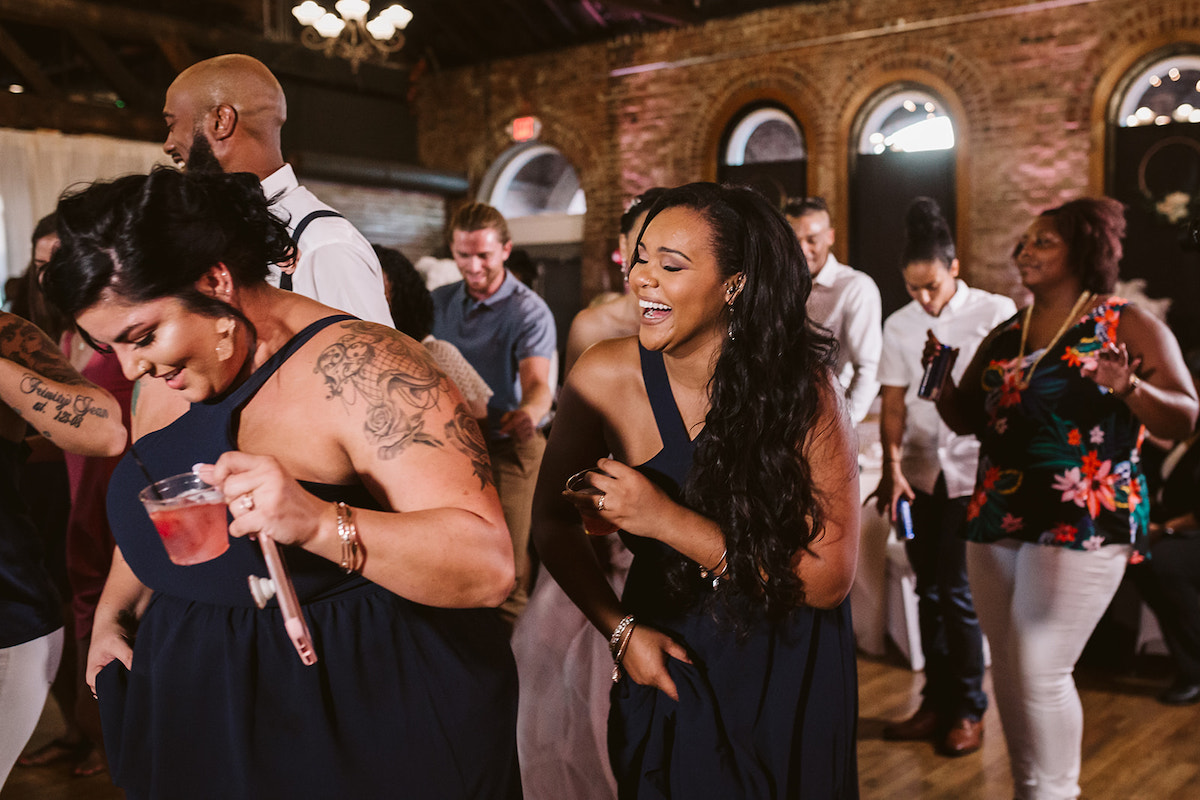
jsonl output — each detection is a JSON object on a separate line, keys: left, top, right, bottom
{"left": 642, "top": 183, "right": 838, "bottom": 625}
{"left": 41, "top": 166, "right": 295, "bottom": 344}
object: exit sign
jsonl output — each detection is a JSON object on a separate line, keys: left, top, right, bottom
{"left": 509, "top": 115, "right": 542, "bottom": 142}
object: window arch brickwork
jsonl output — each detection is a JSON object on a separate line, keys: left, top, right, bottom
{"left": 832, "top": 55, "right": 983, "bottom": 288}
{"left": 1084, "top": 1, "right": 1200, "bottom": 193}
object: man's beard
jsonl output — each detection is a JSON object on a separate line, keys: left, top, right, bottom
{"left": 185, "top": 129, "right": 224, "bottom": 174}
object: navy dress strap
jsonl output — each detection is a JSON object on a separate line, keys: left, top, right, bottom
{"left": 638, "top": 343, "right": 693, "bottom": 452}
{"left": 632, "top": 344, "right": 698, "bottom": 518}
{"left": 224, "top": 314, "right": 355, "bottom": 409}
{"left": 280, "top": 210, "right": 344, "bottom": 291}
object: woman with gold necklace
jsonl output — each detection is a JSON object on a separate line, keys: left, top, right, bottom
{"left": 929, "top": 197, "right": 1197, "bottom": 800}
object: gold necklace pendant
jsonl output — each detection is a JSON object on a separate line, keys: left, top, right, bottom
{"left": 1015, "top": 291, "right": 1095, "bottom": 390}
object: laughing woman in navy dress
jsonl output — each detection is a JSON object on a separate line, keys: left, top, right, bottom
{"left": 532, "top": 183, "right": 861, "bottom": 799}
{"left": 40, "top": 168, "right": 521, "bottom": 800}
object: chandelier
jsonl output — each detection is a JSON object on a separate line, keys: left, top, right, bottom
{"left": 291, "top": 1, "right": 413, "bottom": 72}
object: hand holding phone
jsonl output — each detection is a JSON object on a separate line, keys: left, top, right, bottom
{"left": 247, "top": 536, "right": 318, "bottom": 665}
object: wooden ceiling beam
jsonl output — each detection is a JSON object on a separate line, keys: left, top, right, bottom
{"left": 67, "top": 25, "right": 158, "bottom": 109}
{"left": 155, "top": 33, "right": 198, "bottom": 75}
{"left": 0, "top": 0, "right": 410, "bottom": 99}
{"left": 0, "top": 91, "right": 163, "bottom": 140}
{"left": 538, "top": 0, "right": 579, "bottom": 36}
{"left": 599, "top": 0, "right": 699, "bottom": 26}
{"left": 404, "top": 1, "right": 476, "bottom": 68}
{"left": 412, "top": 0, "right": 505, "bottom": 67}
{"left": 495, "top": 0, "right": 557, "bottom": 49}
{"left": 0, "top": 23, "right": 61, "bottom": 98}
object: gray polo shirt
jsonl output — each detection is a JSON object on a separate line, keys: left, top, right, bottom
{"left": 431, "top": 270, "right": 557, "bottom": 437}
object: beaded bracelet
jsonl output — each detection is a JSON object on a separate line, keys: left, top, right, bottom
{"left": 611, "top": 621, "right": 636, "bottom": 683}
{"left": 608, "top": 614, "right": 635, "bottom": 657}
{"left": 335, "top": 501, "right": 362, "bottom": 574}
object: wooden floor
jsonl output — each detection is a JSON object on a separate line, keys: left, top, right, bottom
{"left": 4, "top": 651, "right": 1198, "bottom": 799}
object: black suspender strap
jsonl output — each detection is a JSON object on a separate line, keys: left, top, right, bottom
{"left": 280, "top": 209, "right": 344, "bottom": 292}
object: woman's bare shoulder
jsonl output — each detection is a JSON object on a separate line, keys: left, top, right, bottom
{"left": 569, "top": 336, "right": 641, "bottom": 386}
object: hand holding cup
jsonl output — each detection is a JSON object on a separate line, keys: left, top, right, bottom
{"left": 564, "top": 467, "right": 619, "bottom": 536}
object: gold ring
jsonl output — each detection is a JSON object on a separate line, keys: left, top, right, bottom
{"left": 597, "top": 495, "right": 606, "bottom": 512}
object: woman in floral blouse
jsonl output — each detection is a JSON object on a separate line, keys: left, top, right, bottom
{"left": 930, "top": 197, "right": 1197, "bottom": 800}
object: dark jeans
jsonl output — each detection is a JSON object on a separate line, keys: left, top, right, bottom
{"left": 907, "top": 475, "right": 988, "bottom": 721}
{"left": 1131, "top": 531, "right": 1200, "bottom": 684}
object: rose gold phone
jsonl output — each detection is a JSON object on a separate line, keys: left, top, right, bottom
{"left": 247, "top": 537, "right": 318, "bottom": 665}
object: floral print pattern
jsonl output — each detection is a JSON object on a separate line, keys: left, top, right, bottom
{"left": 966, "top": 299, "right": 1148, "bottom": 557}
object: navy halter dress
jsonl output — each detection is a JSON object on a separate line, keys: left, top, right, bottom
{"left": 96, "top": 315, "right": 521, "bottom": 800}
{"left": 609, "top": 346, "right": 859, "bottom": 799}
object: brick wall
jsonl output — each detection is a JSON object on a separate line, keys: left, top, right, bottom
{"left": 414, "top": 0, "right": 1200, "bottom": 305}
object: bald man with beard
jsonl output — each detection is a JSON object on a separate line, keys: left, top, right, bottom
{"left": 161, "top": 54, "right": 391, "bottom": 328}
{"left": 133, "top": 55, "right": 394, "bottom": 437}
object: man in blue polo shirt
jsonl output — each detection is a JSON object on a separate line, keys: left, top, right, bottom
{"left": 432, "top": 202, "right": 557, "bottom": 628}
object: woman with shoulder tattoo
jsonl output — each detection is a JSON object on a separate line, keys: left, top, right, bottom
{"left": 41, "top": 167, "right": 520, "bottom": 800}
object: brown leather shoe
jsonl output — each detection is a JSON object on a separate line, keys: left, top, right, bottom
{"left": 941, "top": 717, "right": 984, "bottom": 756}
{"left": 882, "top": 707, "right": 940, "bottom": 741}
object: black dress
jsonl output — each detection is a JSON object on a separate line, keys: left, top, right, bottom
{"left": 609, "top": 346, "right": 859, "bottom": 799}
{"left": 0, "top": 438, "right": 62, "bottom": 649}
{"left": 97, "top": 315, "right": 521, "bottom": 800}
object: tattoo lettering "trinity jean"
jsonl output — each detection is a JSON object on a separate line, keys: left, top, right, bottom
{"left": 20, "top": 375, "right": 110, "bottom": 428}
{"left": 1, "top": 316, "right": 107, "bottom": 437}
{"left": 315, "top": 323, "right": 494, "bottom": 487}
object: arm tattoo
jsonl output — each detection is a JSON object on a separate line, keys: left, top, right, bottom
{"left": 0, "top": 318, "right": 88, "bottom": 386}
{"left": 444, "top": 403, "right": 495, "bottom": 490}
{"left": 2, "top": 317, "right": 109, "bottom": 434}
{"left": 316, "top": 322, "right": 448, "bottom": 460}
{"left": 19, "top": 372, "right": 110, "bottom": 431}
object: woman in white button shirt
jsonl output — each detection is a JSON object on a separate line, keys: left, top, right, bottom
{"left": 870, "top": 198, "right": 1016, "bottom": 756}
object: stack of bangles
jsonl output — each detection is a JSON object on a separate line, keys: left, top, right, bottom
{"left": 698, "top": 548, "right": 729, "bottom": 589}
{"left": 335, "top": 501, "right": 363, "bottom": 574}
{"left": 608, "top": 614, "right": 636, "bottom": 683}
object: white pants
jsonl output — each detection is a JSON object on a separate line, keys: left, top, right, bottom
{"left": 0, "top": 628, "right": 64, "bottom": 789}
{"left": 967, "top": 541, "right": 1128, "bottom": 800}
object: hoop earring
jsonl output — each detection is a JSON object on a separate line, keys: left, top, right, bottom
{"left": 215, "top": 317, "right": 236, "bottom": 362}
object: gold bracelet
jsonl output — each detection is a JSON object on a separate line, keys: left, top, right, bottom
{"left": 699, "top": 549, "right": 729, "bottom": 589}
{"left": 1118, "top": 374, "right": 1141, "bottom": 398}
{"left": 335, "top": 501, "right": 362, "bottom": 574}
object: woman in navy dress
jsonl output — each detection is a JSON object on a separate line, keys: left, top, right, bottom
{"left": 41, "top": 167, "right": 521, "bottom": 800}
{"left": 532, "top": 183, "right": 860, "bottom": 799}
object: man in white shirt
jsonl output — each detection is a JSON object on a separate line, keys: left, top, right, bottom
{"left": 162, "top": 54, "right": 392, "bottom": 327}
{"left": 784, "top": 197, "right": 881, "bottom": 424}
{"left": 869, "top": 210, "right": 1016, "bottom": 756}
{"left": 134, "top": 55, "right": 394, "bottom": 439}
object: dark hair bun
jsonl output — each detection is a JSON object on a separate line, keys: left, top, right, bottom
{"left": 901, "top": 196, "right": 955, "bottom": 268}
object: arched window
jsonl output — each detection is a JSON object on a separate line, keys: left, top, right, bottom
{"left": 483, "top": 142, "right": 586, "bottom": 218}
{"left": 1107, "top": 49, "right": 1200, "bottom": 354}
{"left": 850, "top": 85, "right": 958, "bottom": 320}
{"left": 1117, "top": 54, "right": 1200, "bottom": 129}
{"left": 717, "top": 103, "right": 806, "bottom": 207}
{"left": 724, "top": 106, "right": 806, "bottom": 166}
{"left": 857, "top": 89, "right": 956, "bottom": 155}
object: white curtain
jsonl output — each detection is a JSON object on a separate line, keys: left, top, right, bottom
{"left": 0, "top": 128, "right": 168, "bottom": 285}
